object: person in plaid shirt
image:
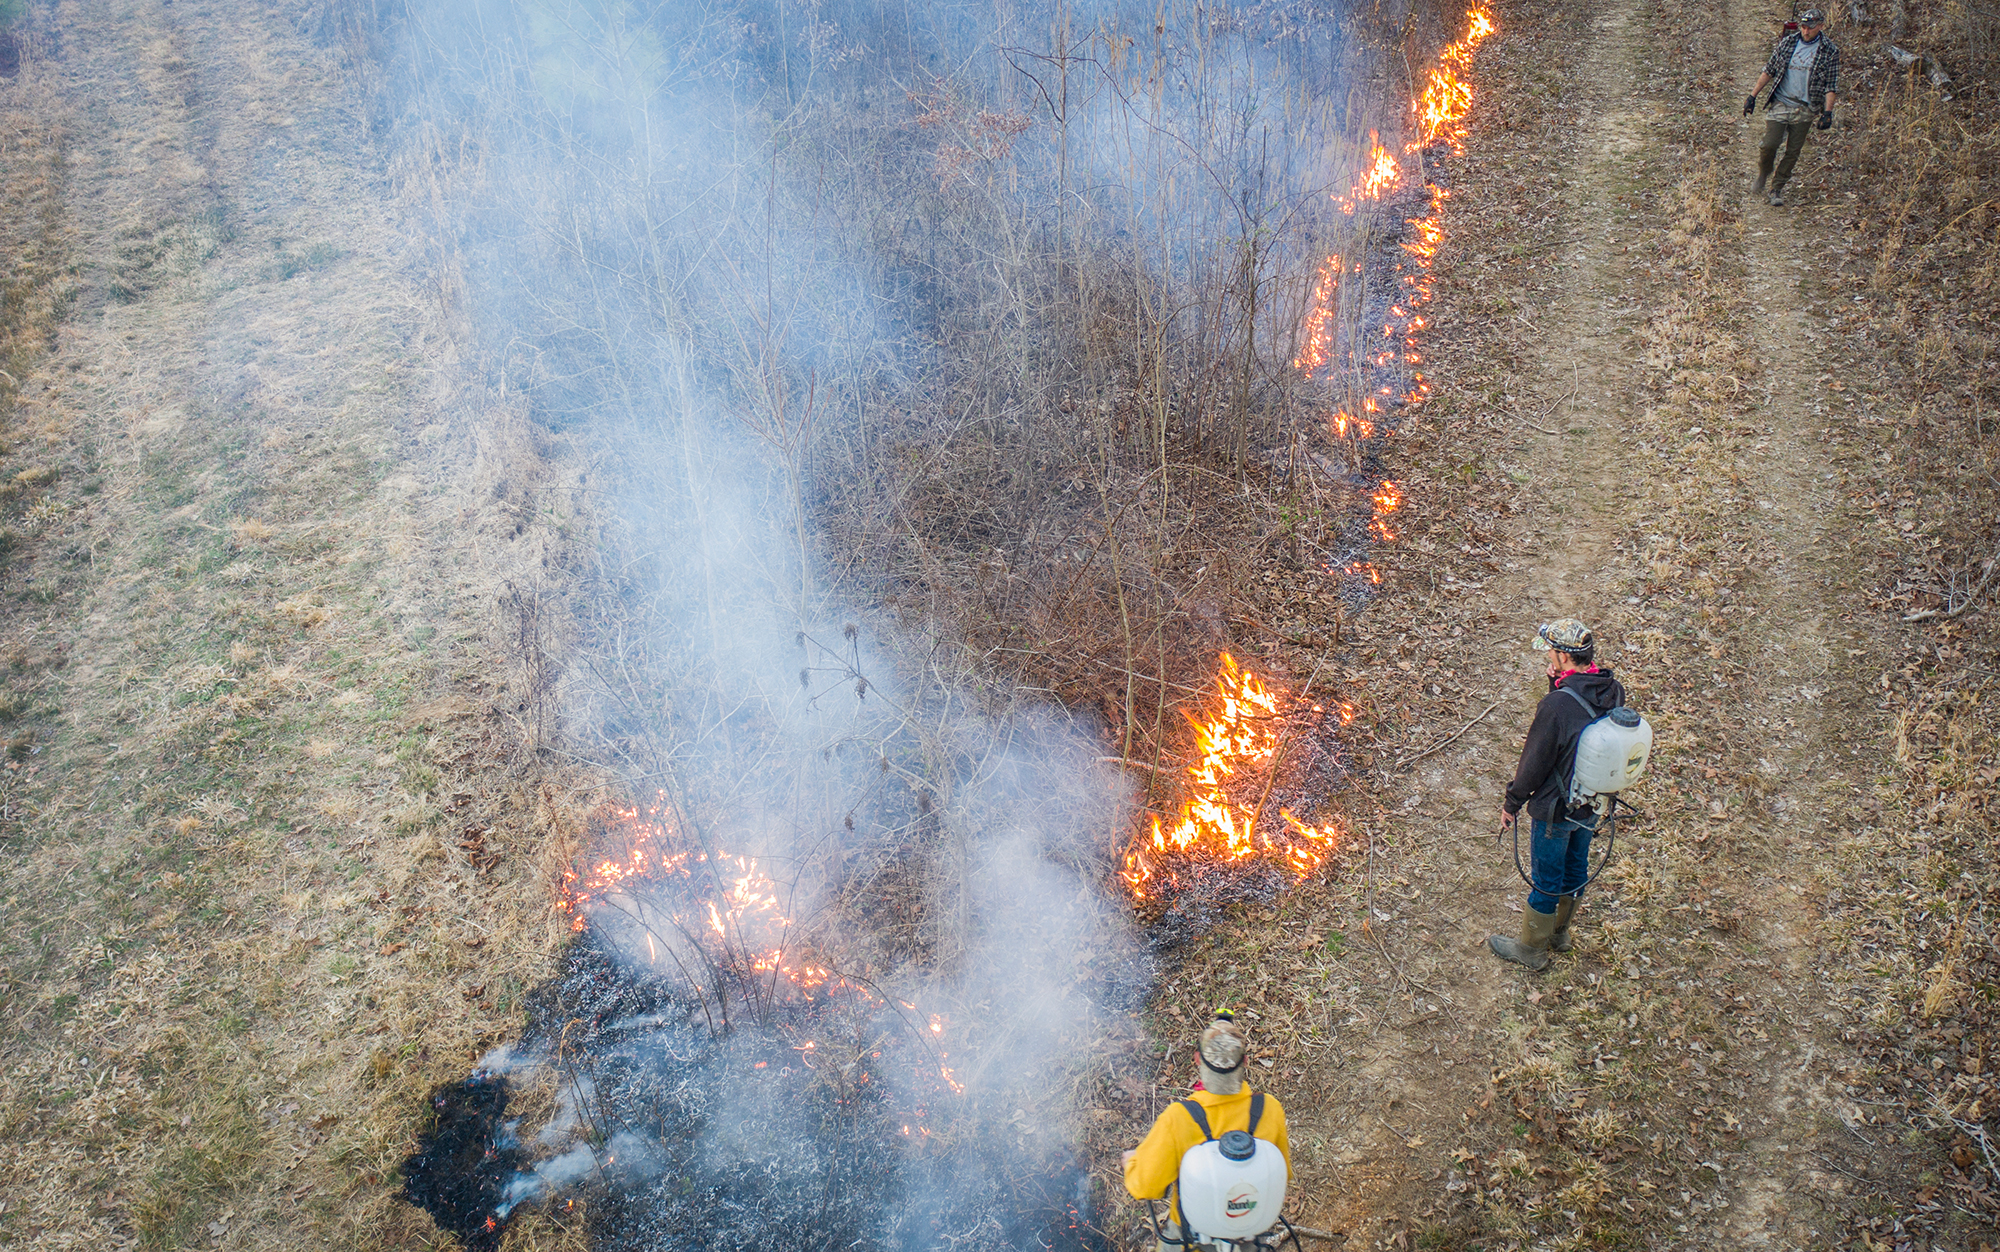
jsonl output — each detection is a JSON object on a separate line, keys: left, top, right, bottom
{"left": 1743, "top": 9, "right": 1840, "bottom": 206}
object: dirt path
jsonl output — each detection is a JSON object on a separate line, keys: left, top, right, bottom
{"left": 1258, "top": 0, "right": 1906, "bottom": 1244}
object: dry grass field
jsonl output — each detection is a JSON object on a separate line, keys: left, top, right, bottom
{"left": 0, "top": 0, "right": 1993, "bottom": 1248}
{"left": 0, "top": 1, "right": 602, "bottom": 1247}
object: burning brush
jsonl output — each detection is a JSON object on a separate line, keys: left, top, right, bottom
{"left": 404, "top": 784, "right": 1140, "bottom": 1249}
{"left": 1120, "top": 655, "right": 1350, "bottom": 917}
{"left": 1125, "top": 9, "right": 1497, "bottom": 922}
{"left": 1291, "top": 6, "right": 1496, "bottom": 599}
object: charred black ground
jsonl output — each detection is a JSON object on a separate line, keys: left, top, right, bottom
{"left": 401, "top": 1076, "right": 522, "bottom": 1252}
{"left": 403, "top": 931, "right": 1116, "bottom": 1251}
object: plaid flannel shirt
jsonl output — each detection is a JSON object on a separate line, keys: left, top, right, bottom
{"left": 1761, "top": 32, "right": 1840, "bottom": 112}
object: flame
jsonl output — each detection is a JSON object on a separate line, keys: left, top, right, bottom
{"left": 559, "top": 805, "right": 853, "bottom": 1002}
{"left": 1291, "top": 253, "right": 1343, "bottom": 374}
{"left": 1372, "top": 479, "right": 1402, "bottom": 540}
{"left": 1412, "top": 8, "right": 1497, "bottom": 152}
{"left": 512, "top": 804, "right": 986, "bottom": 1234}
{"left": 1286, "top": 7, "right": 1490, "bottom": 604}
{"left": 1333, "top": 131, "right": 1403, "bottom": 215}
{"left": 1120, "top": 655, "right": 1346, "bottom": 901}
{"left": 1295, "top": 5, "right": 1492, "bottom": 386}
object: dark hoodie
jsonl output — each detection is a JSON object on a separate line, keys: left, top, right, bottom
{"left": 1504, "top": 667, "right": 1627, "bottom": 822}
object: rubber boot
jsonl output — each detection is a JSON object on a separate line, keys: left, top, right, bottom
{"left": 1489, "top": 906, "right": 1557, "bottom": 971}
{"left": 1550, "top": 895, "right": 1578, "bottom": 953}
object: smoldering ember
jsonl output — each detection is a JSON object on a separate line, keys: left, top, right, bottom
{"left": 0, "top": 0, "right": 1994, "bottom": 1248}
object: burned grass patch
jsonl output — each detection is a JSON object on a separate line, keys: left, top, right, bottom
{"left": 402, "top": 917, "right": 1118, "bottom": 1251}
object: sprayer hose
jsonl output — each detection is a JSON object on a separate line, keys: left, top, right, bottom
{"left": 1509, "top": 808, "right": 1617, "bottom": 895}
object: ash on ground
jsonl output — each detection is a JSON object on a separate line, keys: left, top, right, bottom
{"left": 404, "top": 930, "right": 1120, "bottom": 1251}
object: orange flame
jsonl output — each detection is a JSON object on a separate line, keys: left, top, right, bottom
{"left": 1292, "top": 252, "right": 1344, "bottom": 374}
{"left": 1296, "top": 8, "right": 1493, "bottom": 391}
{"left": 1120, "top": 655, "right": 1345, "bottom": 901}
{"left": 1413, "top": 8, "right": 1497, "bottom": 151}
{"left": 1333, "top": 131, "right": 1402, "bottom": 215}
{"left": 560, "top": 805, "right": 850, "bottom": 1000}
{"left": 1285, "top": 8, "right": 1489, "bottom": 616}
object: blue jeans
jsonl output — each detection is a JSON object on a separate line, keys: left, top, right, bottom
{"left": 1527, "top": 814, "right": 1598, "bottom": 915}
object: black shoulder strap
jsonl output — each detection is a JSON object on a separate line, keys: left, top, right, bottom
{"left": 1247, "top": 1090, "right": 1265, "bottom": 1136}
{"left": 1554, "top": 687, "right": 1600, "bottom": 812}
{"left": 1177, "top": 1099, "right": 1214, "bottom": 1142}
{"left": 1169, "top": 1099, "right": 1216, "bottom": 1243}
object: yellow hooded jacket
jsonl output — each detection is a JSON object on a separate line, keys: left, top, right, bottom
{"left": 1123, "top": 1087, "right": 1292, "bottom": 1218}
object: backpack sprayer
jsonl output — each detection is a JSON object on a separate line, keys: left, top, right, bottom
{"left": 1508, "top": 689, "right": 1654, "bottom": 893}
{"left": 1143, "top": 1095, "right": 1302, "bottom": 1251}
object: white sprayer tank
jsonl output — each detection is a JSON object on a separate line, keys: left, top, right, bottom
{"left": 1177, "top": 1130, "right": 1287, "bottom": 1243}
{"left": 1570, "top": 706, "right": 1653, "bottom": 803}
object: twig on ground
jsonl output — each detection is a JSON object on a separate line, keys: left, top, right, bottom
{"left": 1098, "top": 757, "right": 1173, "bottom": 774}
{"left": 1903, "top": 551, "right": 1999, "bottom": 622}
{"left": 1090, "top": 659, "right": 1206, "bottom": 696}
{"left": 1395, "top": 699, "right": 1507, "bottom": 768}
{"left": 1956, "top": 1117, "right": 2000, "bottom": 1183}
{"left": 1810, "top": 1150, "right": 1879, "bottom": 1185}
{"left": 1520, "top": 365, "right": 1579, "bottom": 435}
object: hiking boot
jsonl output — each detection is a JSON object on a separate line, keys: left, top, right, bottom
{"left": 1752, "top": 171, "right": 1768, "bottom": 193}
{"left": 1489, "top": 906, "right": 1558, "bottom": 971}
{"left": 1768, "top": 187, "right": 1786, "bottom": 206}
{"left": 1550, "top": 895, "right": 1579, "bottom": 953}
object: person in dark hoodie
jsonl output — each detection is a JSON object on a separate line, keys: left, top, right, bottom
{"left": 1490, "top": 618, "right": 1626, "bottom": 970}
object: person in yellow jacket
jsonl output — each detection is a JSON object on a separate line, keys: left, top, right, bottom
{"left": 1123, "top": 1013, "right": 1291, "bottom": 1248}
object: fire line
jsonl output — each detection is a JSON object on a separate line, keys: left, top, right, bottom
{"left": 1293, "top": 5, "right": 1496, "bottom": 594}
{"left": 1120, "top": 654, "right": 1344, "bottom": 902}
{"left": 1123, "top": 9, "right": 1495, "bottom": 907}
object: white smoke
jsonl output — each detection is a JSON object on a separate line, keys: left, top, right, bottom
{"left": 374, "top": 0, "right": 1370, "bottom": 1240}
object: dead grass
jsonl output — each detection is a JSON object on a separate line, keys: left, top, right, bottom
{"left": 6, "top": 0, "right": 1989, "bottom": 1246}
{"left": 0, "top": 4, "right": 602, "bottom": 1251}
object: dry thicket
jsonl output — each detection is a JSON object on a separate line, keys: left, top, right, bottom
{"left": 302, "top": 1, "right": 1487, "bottom": 1241}
{"left": 314, "top": 0, "right": 1484, "bottom": 917}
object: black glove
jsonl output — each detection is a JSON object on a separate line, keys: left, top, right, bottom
{"left": 1743, "top": 94, "right": 1757, "bottom": 116}
{"left": 1817, "top": 109, "right": 1833, "bottom": 130}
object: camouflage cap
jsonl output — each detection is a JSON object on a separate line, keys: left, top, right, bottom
{"left": 1199, "top": 1015, "right": 1246, "bottom": 1074}
{"left": 1195, "top": 1014, "right": 1248, "bottom": 1092}
{"left": 1797, "top": 7, "right": 1825, "bottom": 24}
{"left": 1533, "top": 618, "right": 1595, "bottom": 656}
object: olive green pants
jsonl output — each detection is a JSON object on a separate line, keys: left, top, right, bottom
{"left": 1759, "top": 118, "right": 1813, "bottom": 190}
